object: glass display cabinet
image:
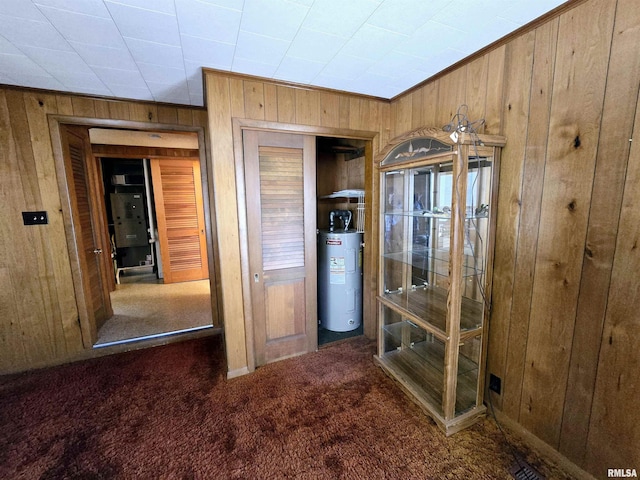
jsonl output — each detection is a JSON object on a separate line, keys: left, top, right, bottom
{"left": 375, "top": 126, "right": 505, "bottom": 435}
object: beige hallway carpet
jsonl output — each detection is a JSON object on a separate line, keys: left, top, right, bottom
{"left": 95, "top": 278, "right": 213, "bottom": 346}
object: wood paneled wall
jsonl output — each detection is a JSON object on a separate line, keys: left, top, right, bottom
{"left": 0, "top": 87, "right": 209, "bottom": 374}
{"left": 316, "top": 147, "right": 365, "bottom": 231}
{"left": 204, "top": 71, "right": 390, "bottom": 376}
{"left": 388, "top": 0, "right": 639, "bottom": 477}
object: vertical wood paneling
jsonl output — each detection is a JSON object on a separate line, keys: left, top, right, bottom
{"left": 484, "top": 46, "right": 506, "bottom": 135}
{"left": 465, "top": 56, "right": 489, "bottom": 128}
{"left": 229, "top": 78, "right": 245, "bottom": 119}
{"left": 1, "top": 91, "right": 58, "bottom": 365}
{"left": 94, "top": 100, "right": 111, "bottom": 119}
{"left": 487, "top": 30, "right": 535, "bottom": 413}
{"left": 584, "top": 93, "right": 640, "bottom": 475}
{"left": 560, "top": 0, "right": 640, "bottom": 464}
{"left": 2, "top": 0, "right": 633, "bottom": 473}
{"left": 177, "top": 108, "right": 194, "bottom": 126}
{"left": 502, "top": 23, "right": 557, "bottom": 419}
{"left": 193, "top": 109, "right": 208, "bottom": 128}
{"left": 158, "top": 105, "right": 179, "bottom": 124}
{"left": 359, "top": 99, "right": 375, "bottom": 131}
{"left": 518, "top": 0, "right": 616, "bottom": 447}
{"left": 243, "top": 81, "right": 265, "bottom": 120}
{"left": 339, "top": 96, "right": 350, "bottom": 129}
{"left": 361, "top": 99, "right": 375, "bottom": 131}
{"left": 348, "top": 97, "right": 362, "bottom": 131}
{"left": 0, "top": 93, "right": 29, "bottom": 369}
{"left": 205, "top": 74, "right": 248, "bottom": 375}
{"left": 410, "top": 88, "right": 423, "bottom": 130}
{"left": 263, "top": 83, "right": 278, "bottom": 122}
{"left": 436, "top": 66, "right": 467, "bottom": 126}
{"left": 71, "top": 97, "right": 95, "bottom": 117}
{"left": 391, "top": 93, "right": 412, "bottom": 138}
{"left": 128, "top": 103, "right": 156, "bottom": 122}
{"left": 24, "top": 93, "right": 81, "bottom": 352}
{"left": 0, "top": 268, "right": 25, "bottom": 367}
{"left": 277, "top": 86, "right": 296, "bottom": 124}
{"left": 295, "top": 89, "right": 320, "bottom": 125}
{"left": 6, "top": 91, "right": 43, "bottom": 208}
{"left": 363, "top": 141, "right": 377, "bottom": 339}
{"left": 319, "top": 92, "right": 340, "bottom": 127}
{"left": 108, "top": 101, "right": 130, "bottom": 120}
{"left": 7, "top": 93, "right": 67, "bottom": 358}
{"left": 420, "top": 80, "right": 439, "bottom": 128}
{"left": 56, "top": 95, "right": 73, "bottom": 115}
{"left": 369, "top": 101, "right": 388, "bottom": 152}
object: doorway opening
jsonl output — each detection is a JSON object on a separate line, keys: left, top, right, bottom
{"left": 316, "top": 136, "right": 367, "bottom": 347}
{"left": 51, "top": 118, "right": 220, "bottom": 351}
{"left": 95, "top": 154, "right": 212, "bottom": 347}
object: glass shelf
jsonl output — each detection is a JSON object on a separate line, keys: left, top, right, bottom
{"left": 383, "top": 320, "right": 479, "bottom": 376}
{"left": 382, "top": 247, "right": 484, "bottom": 279}
{"left": 380, "top": 315, "right": 480, "bottom": 416}
{"left": 380, "top": 285, "right": 483, "bottom": 335}
{"left": 384, "top": 210, "right": 489, "bottom": 220}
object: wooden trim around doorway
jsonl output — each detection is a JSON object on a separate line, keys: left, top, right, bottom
{"left": 232, "top": 117, "right": 378, "bottom": 373}
{"left": 48, "top": 115, "right": 221, "bottom": 351}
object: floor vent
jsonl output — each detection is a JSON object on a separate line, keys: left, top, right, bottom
{"left": 510, "top": 459, "right": 545, "bottom": 480}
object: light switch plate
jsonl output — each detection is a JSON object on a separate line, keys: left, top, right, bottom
{"left": 22, "top": 211, "right": 48, "bottom": 225}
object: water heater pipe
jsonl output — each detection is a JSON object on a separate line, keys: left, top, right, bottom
{"left": 329, "top": 210, "right": 352, "bottom": 232}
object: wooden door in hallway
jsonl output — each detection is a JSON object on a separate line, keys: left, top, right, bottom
{"left": 243, "top": 130, "right": 317, "bottom": 366}
{"left": 60, "top": 125, "right": 113, "bottom": 346}
{"left": 150, "top": 158, "right": 209, "bottom": 284}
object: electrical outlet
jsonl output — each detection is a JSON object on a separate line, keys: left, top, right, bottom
{"left": 22, "top": 211, "right": 48, "bottom": 225}
{"left": 489, "top": 373, "right": 502, "bottom": 394}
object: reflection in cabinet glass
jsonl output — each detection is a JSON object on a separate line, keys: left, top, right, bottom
{"left": 375, "top": 126, "right": 505, "bottom": 435}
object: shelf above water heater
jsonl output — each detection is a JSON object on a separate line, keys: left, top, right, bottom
{"left": 319, "top": 190, "right": 365, "bottom": 233}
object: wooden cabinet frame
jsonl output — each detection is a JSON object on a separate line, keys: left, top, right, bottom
{"left": 374, "top": 126, "right": 505, "bottom": 435}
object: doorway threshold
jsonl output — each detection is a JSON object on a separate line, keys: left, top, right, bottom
{"left": 93, "top": 325, "right": 214, "bottom": 349}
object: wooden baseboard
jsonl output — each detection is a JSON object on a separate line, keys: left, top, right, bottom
{"left": 491, "top": 406, "right": 597, "bottom": 480}
{"left": 226, "top": 366, "right": 251, "bottom": 379}
{"left": 1, "top": 327, "right": 221, "bottom": 375}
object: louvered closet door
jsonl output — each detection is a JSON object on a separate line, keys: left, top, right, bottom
{"left": 243, "top": 130, "right": 317, "bottom": 366}
{"left": 150, "top": 158, "right": 209, "bottom": 284}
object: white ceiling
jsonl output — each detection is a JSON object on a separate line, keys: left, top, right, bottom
{"left": 0, "top": 0, "right": 567, "bottom": 107}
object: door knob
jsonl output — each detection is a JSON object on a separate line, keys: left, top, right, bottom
{"left": 93, "top": 248, "right": 103, "bottom": 254}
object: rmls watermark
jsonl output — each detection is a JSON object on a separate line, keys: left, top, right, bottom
{"left": 608, "top": 469, "right": 638, "bottom": 478}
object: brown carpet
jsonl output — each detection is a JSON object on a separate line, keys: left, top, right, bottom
{"left": 0, "top": 335, "right": 573, "bottom": 479}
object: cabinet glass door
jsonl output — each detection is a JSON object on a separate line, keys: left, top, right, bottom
{"left": 379, "top": 155, "right": 495, "bottom": 417}
{"left": 460, "top": 157, "right": 493, "bottom": 333}
{"left": 381, "top": 160, "right": 455, "bottom": 335}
